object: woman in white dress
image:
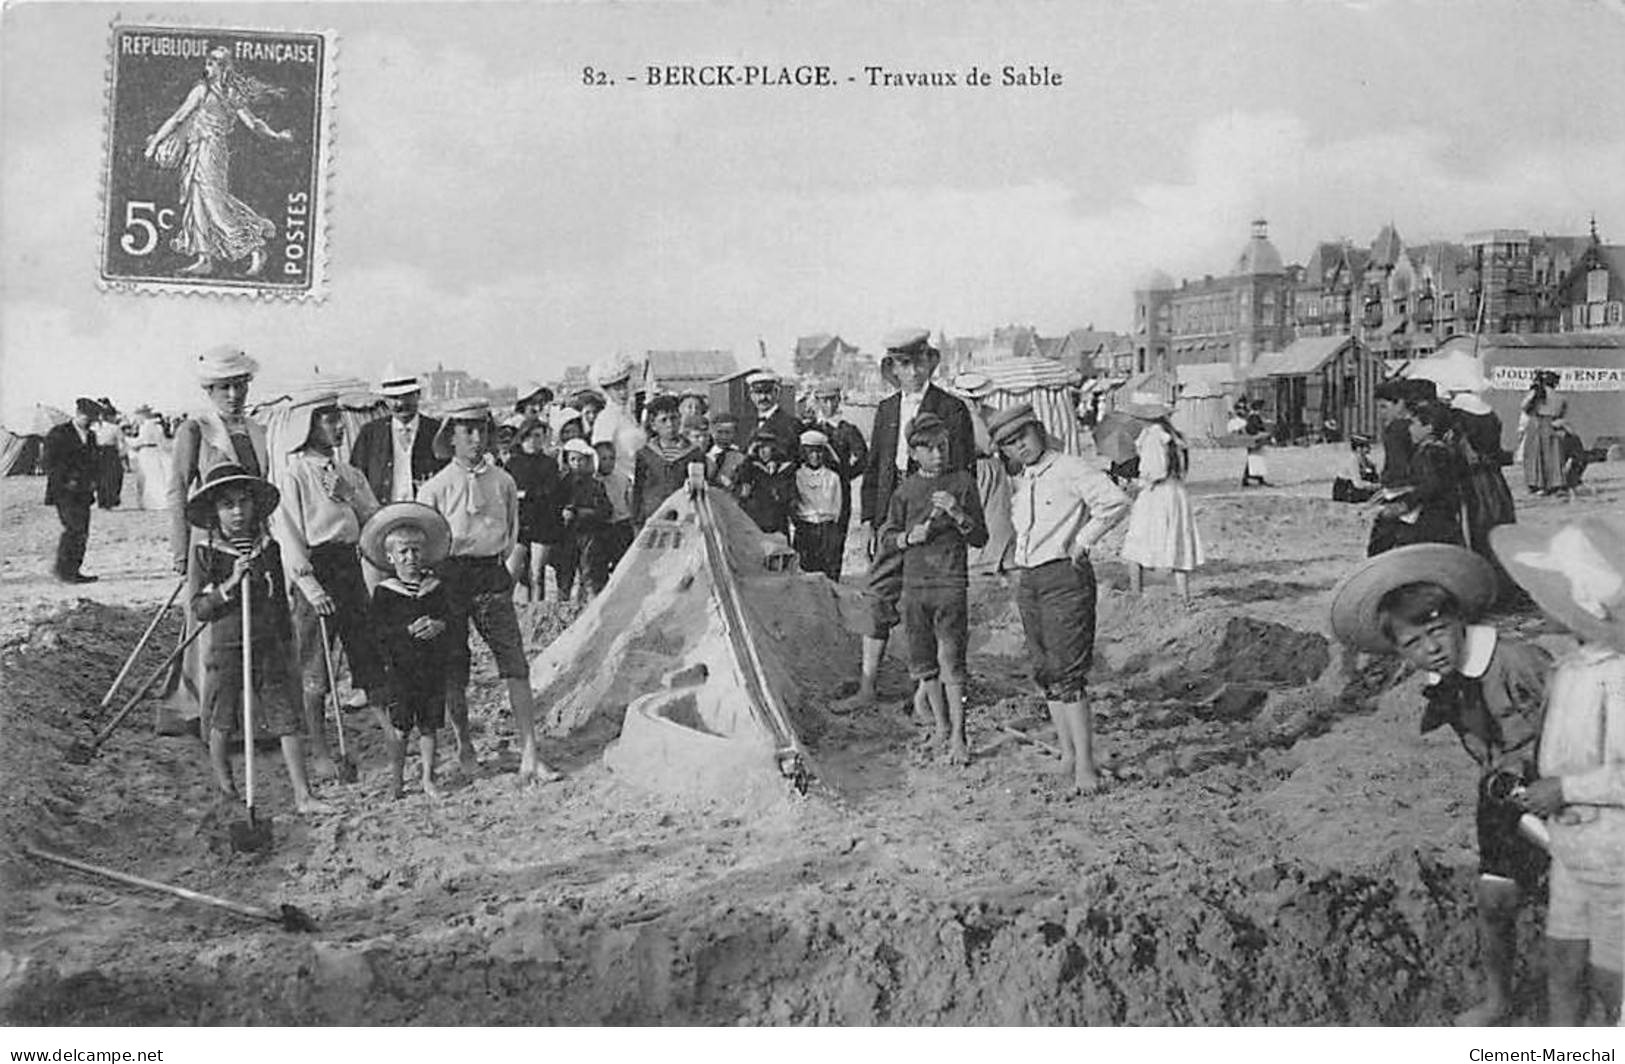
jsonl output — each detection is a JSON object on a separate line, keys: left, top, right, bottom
{"left": 1119, "top": 391, "right": 1204, "bottom": 601}
{"left": 129, "top": 408, "right": 171, "bottom": 510}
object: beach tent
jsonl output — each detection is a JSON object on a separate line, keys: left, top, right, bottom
{"left": 966, "top": 356, "right": 1086, "bottom": 454}
{"left": 1422, "top": 334, "right": 1625, "bottom": 446}
{"left": 1172, "top": 364, "right": 1240, "bottom": 441}
{"left": 530, "top": 483, "right": 865, "bottom": 802}
{"left": 0, "top": 429, "right": 35, "bottom": 476}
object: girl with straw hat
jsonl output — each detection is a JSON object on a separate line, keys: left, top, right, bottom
{"left": 1118, "top": 391, "right": 1203, "bottom": 601}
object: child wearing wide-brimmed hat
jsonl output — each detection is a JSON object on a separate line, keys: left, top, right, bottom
{"left": 362, "top": 502, "right": 457, "bottom": 800}
{"left": 1330, "top": 543, "right": 1553, "bottom": 1026}
{"left": 185, "top": 463, "right": 332, "bottom": 815}
{"left": 1491, "top": 515, "right": 1625, "bottom": 1025}
{"left": 417, "top": 398, "right": 560, "bottom": 785}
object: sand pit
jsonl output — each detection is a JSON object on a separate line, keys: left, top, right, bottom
{"left": 3, "top": 458, "right": 1621, "bottom": 1025}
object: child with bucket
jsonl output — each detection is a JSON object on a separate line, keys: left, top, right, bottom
{"left": 184, "top": 463, "right": 332, "bottom": 815}
{"left": 1330, "top": 543, "right": 1552, "bottom": 1025}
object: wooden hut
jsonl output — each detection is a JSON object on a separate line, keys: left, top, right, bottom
{"left": 1244, "top": 336, "right": 1377, "bottom": 442}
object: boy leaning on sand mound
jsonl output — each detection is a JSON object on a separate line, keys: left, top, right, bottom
{"left": 1330, "top": 517, "right": 1625, "bottom": 1027}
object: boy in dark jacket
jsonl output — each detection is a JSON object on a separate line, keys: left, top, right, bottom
{"left": 362, "top": 502, "right": 456, "bottom": 799}
{"left": 880, "top": 413, "right": 987, "bottom": 764}
{"left": 632, "top": 394, "right": 704, "bottom": 528}
{"left": 735, "top": 426, "right": 797, "bottom": 536}
{"left": 558, "top": 438, "right": 612, "bottom": 600}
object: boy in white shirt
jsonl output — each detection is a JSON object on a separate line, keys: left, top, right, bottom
{"left": 793, "top": 430, "right": 843, "bottom": 579}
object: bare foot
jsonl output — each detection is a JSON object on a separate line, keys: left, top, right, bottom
{"left": 244, "top": 249, "right": 266, "bottom": 276}
{"left": 517, "top": 761, "right": 564, "bottom": 787}
{"left": 1051, "top": 757, "right": 1077, "bottom": 777}
{"left": 295, "top": 795, "right": 336, "bottom": 815}
{"left": 309, "top": 755, "right": 340, "bottom": 782}
{"left": 178, "top": 255, "right": 215, "bottom": 276}
{"left": 949, "top": 742, "right": 971, "bottom": 766}
{"left": 831, "top": 689, "right": 877, "bottom": 716}
{"left": 1453, "top": 1000, "right": 1511, "bottom": 1027}
{"left": 1071, "top": 768, "right": 1106, "bottom": 796}
{"left": 456, "top": 745, "right": 478, "bottom": 773}
{"left": 422, "top": 778, "right": 445, "bottom": 800}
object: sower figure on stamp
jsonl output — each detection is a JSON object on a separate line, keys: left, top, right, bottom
{"left": 143, "top": 45, "right": 293, "bottom": 278}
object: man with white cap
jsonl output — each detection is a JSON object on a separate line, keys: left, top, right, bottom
{"left": 744, "top": 369, "right": 802, "bottom": 458}
{"left": 589, "top": 360, "right": 644, "bottom": 476}
{"left": 837, "top": 329, "right": 974, "bottom": 713}
{"left": 349, "top": 365, "right": 445, "bottom": 504}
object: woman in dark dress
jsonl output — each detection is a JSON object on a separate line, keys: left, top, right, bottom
{"left": 504, "top": 418, "right": 563, "bottom": 603}
{"left": 1449, "top": 392, "right": 1516, "bottom": 560}
{"left": 1387, "top": 399, "right": 1466, "bottom": 550}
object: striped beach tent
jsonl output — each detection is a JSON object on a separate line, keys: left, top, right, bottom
{"left": 964, "top": 356, "right": 1085, "bottom": 454}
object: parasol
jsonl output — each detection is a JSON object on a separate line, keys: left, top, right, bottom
{"left": 1092, "top": 411, "right": 1144, "bottom": 464}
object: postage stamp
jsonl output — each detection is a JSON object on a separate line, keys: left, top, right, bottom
{"left": 100, "top": 24, "right": 335, "bottom": 299}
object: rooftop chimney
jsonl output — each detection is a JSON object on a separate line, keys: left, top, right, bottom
{"left": 1251, "top": 219, "right": 1269, "bottom": 240}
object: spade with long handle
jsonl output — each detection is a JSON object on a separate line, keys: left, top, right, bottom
{"left": 99, "top": 577, "right": 185, "bottom": 710}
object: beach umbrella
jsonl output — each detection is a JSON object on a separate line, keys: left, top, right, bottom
{"left": 1403, "top": 350, "right": 1487, "bottom": 395}
{"left": 1092, "top": 411, "right": 1143, "bottom": 464}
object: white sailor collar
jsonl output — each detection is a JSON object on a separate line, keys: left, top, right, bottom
{"left": 380, "top": 575, "right": 442, "bottom": 598}
{"left": 1425, "top": 624, "right": 1496, "bottom": 683}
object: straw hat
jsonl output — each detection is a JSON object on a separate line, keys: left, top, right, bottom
{"left": 1492, "top": 515, "right": 1625, "bottom": 652}
{"left": 594, "top": 361, "right": 633, "bottom": 388}
{"left": 1449, "top": 391, "right": 1494, "bottom": 416}
{"left": 799, "top": 428, "right": 837, "bottom": 462}
{"left": 1123, "top": 389, "right": 1173, "bottom": 420}
{"left": 359, "top": 502, "right": 452, "bottom": 572}
{"left": 431, "top": 397, "right": 495, "bottom": 461}
{"left": 514, "top": 382, "right": 553, "bottom": 410}
{"left": 377, "top": 365, "right": 422, "bottom": 398}
{"left": 952, "top": 370, "right": 994, "bottom": 401}
{"left": 549, "top": 406, "right": 583, "bottom": 435}
{"left": 986, "top": 403, "right": 1042, "bottom": 445}
{"left": 1328, "top": 544, "right": 1497, "bottom": 653}
{"left": 195, "top": 345, "right": 259, "bottom": 385}
{"left": 184, "top": 463, "right": 281, "bottom": 530}
{"left": 561, "top": 438, "right": 597, "bottom": 460}
{"left": 811, "top": 379, "right": 843, "bottom": 399}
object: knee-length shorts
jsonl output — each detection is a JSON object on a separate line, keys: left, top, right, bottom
{"left": 1014, "top": 557, "right": 1097, "bottom": 702}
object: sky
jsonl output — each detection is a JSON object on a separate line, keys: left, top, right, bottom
{"left": 3, "top": 0, "right": 1625, "bottom": 425}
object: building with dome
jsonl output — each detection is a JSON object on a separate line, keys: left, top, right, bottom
{"left": 1131, "top": 220, "right": 1294, "bottom": 380}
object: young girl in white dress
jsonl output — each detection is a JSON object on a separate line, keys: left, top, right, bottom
{"left": 1119, "top": 392, "right": 1204, "bottom": 601}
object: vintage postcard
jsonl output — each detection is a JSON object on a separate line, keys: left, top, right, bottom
{"left": 99, "top": 23, "right": 333, "bottom": 298}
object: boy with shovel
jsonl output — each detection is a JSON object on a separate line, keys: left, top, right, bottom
{"left": 269, "top": 388, "right": 384, "bottom": 781}
{"left": 185, "top": 463, "right": 332, "bottom": 815}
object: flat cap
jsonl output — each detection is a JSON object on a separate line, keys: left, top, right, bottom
{"left": 883, "top": 327, "right": 932, "bottom": 353}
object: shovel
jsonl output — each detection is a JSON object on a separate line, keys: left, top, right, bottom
{"left": 99, "top": 577, "right": 185, "bottom": 710}
{"left": 230, "top": 582, "right": 274, "bottom": 854}
{"left": 22, "top": 845, "right": 315, "bottom": 933}
{"left": 67, "top": 622, "right": 208, "bottom": 764}
{"left": 316, "top": 615, "right": 359, "bottom": 784}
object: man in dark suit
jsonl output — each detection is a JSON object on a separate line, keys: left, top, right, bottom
{"left": 43, "top": 398, "right": 103, "bottom": 583}
{"left": 744, "top": 369, "right": 802, "bottom": 457}
{"left": 347, "top": 368, "right": 445, "bottom": 504}
{"left": 837, "top": 328, "right": 976, "bottom": 713}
